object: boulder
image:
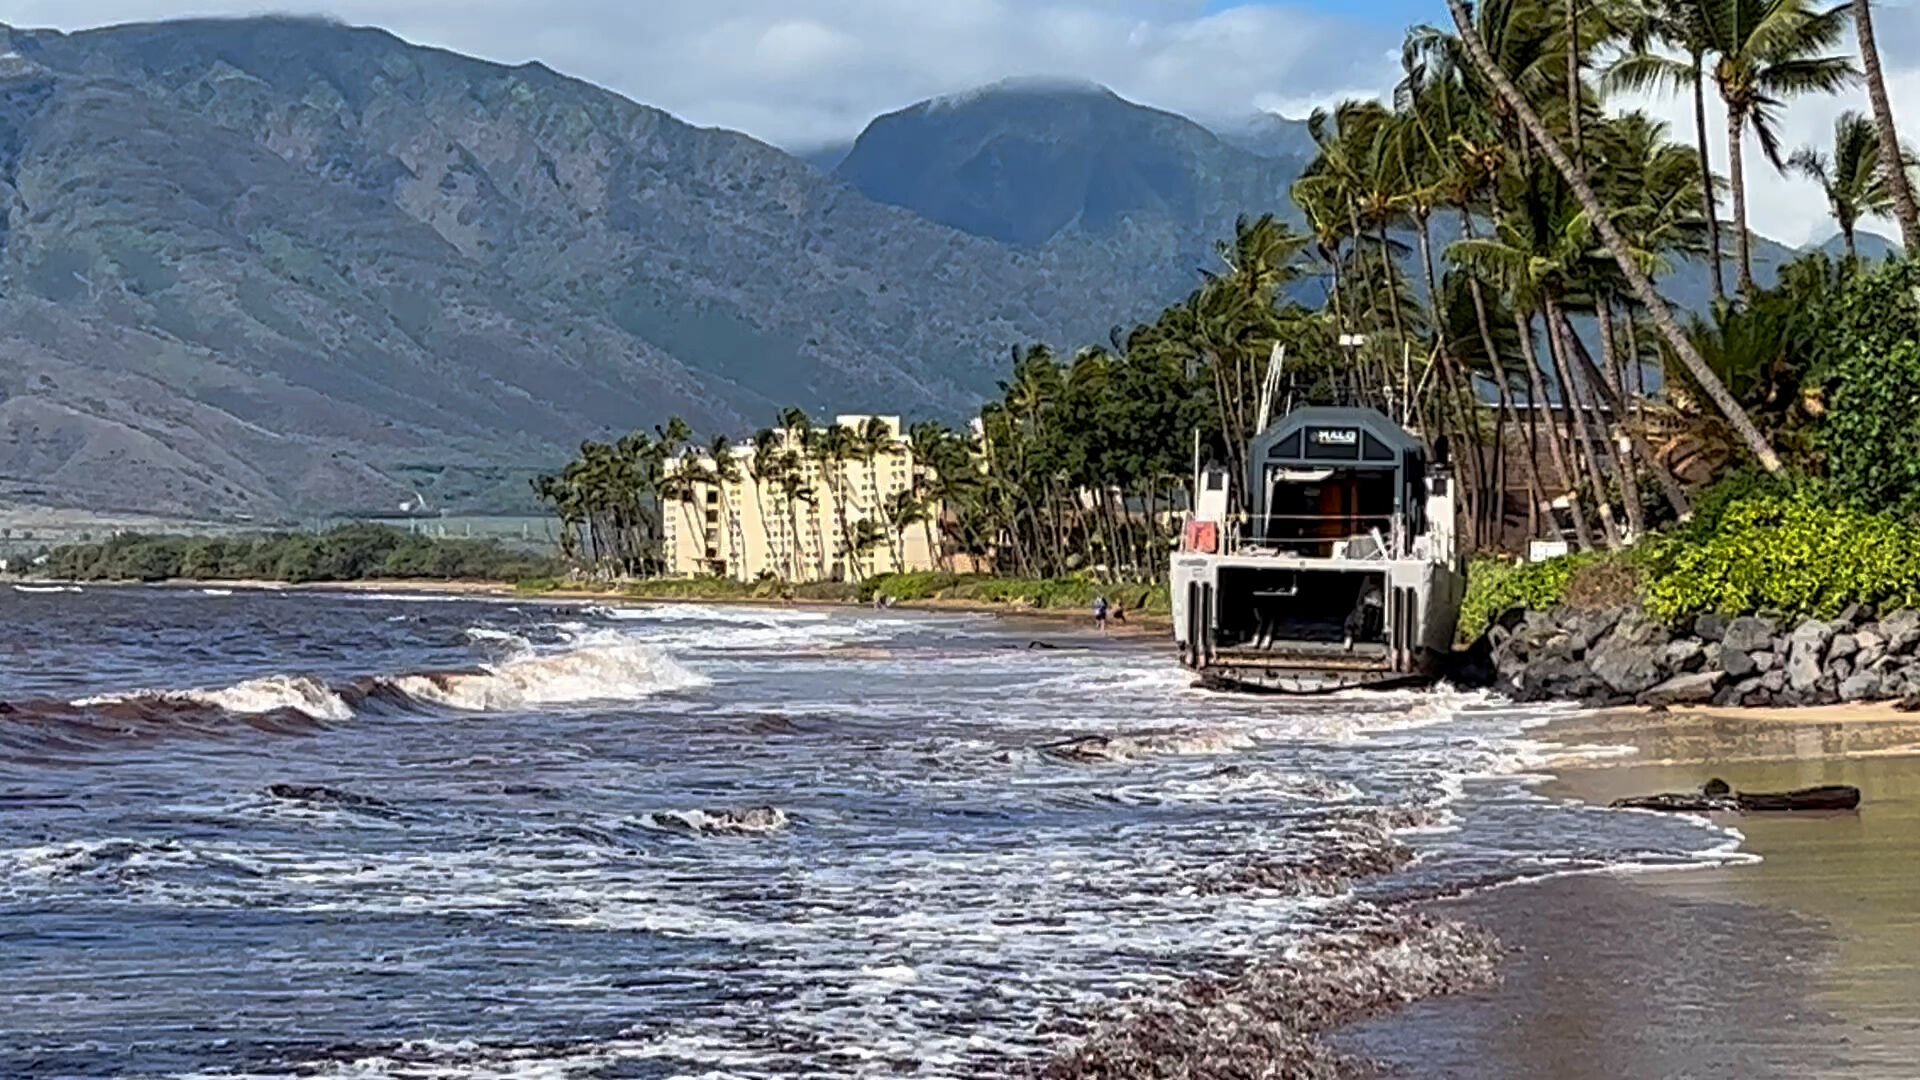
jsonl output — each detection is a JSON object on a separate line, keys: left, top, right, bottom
{"left": 1716, "top": 676, "right": 1763, "bottom": 708}
{"left": 1835, "top": 602, "right": 1872, "bottom": 629}
{"left": 1691, "top": 612, "right": 1728, "bottom": 643}
{"left": 1855, "top": 629, "right": 1887, "bottom": 668}
{"left": 1840, "top": 670, "right": 1884, "bottom": 703}
{"left": 1640, "top": 671, "right": 1724, "bottom": 707}
{"left": 1828, "top": 633, "right": 1860, "bottom": 661}
{"left": 1721, "top": 649, "right": 1758, "bottom": 679}
{"left": 1608, "top": 610, "right": 1671, "bottom": 649}
{"left": 1721, "top": 615, "right": 1777, "bottom": 654}
{"left": 1760, "top": 669, "right": 1787, "bottom": 694}
{"left": 1787, "top": 620, "right": 1834, "bottom": 692}
{"left": 1829, "top": 657, "right": 1854, "bottom": 682}
{"left": 1661, "top": 639, "right": 1706, "bottom": 674}
{"left": 1590, "top": 640, "right": 1664, "bottom": 696}
{"left": 1565, "top": 608, "right": 1625, "bottom": 652}
{"left": 1751, "top": 651, "right": 1777, "bottom": 673}
{"left": 1881, "top": 609, "right": 1920, "bottom": 655}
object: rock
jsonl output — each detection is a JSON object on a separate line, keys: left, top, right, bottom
{"left": 1787, "top": 620, "right": 1834, "bottom": 692}
{"left": 1856, "top": 629, "right": 1887, "bottom": 668}
{"left": 1717, "top": 676, "right": 1764, "bottom": 708}
{"left": 1828, "top": 633, "right": 1860, "bottom": 661}
{"left": 1640, "top": 671, "right": 1724, "bottom": 707}
{"left": 1881, "top": 609, "right": 1920, "bottom": 655}
{"left": 1608, "top": 610, "right": 1670, "bottom": 649}
{"left": 1518, "top": 656, "right": 1592, "bottom": 702}
{"left": 1751, "top": 651, "right": 1777, "bottom": 673}
{"left": 1760, "top": 669, "right": 1787, "bottom": 694}
{"left": 1897, "top": 693, "right": 1920, "bottom": 713}
{"left": 1661, "top": 639, "right": 1706, "bottom": 674}
{"left": 1835, "top": 602, "right": 1871, "bottom": 629}
{"left": 1590, "top": 641, "right": 1664, "bottom": 697}
{"left": 1829, "top": 657, "right": 1854, "bottom": 682}
{"left": 1565, "top": 608, "right": 1624, "bottom": 652}
{"left": 1721, "top": 649, "right": 1758, "bottom": 679}
{"left": 1721, "top": 615, "right": 1777, "bottom": 654}
{"left": 1703, "top": 642, "right": 1725, "bottom": 670}
{"left": 1840, "top": 670, "right": 1884, "bottom": 702}
{"left": 1691, "top": 612, "right": 1728, "bottom": 643}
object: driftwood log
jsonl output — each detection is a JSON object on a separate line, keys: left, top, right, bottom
{"left": 1611, "top": 778, "right": 1861, "bottom": 814}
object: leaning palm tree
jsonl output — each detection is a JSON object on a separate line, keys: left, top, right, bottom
{"left": 1788, "top": 110, "right": 1896, "bottom": 260}
{"left": 1850, "top": 0, "right": 1920, "bottom": 254}
{"left": 1694, "top": 0, "right": 1857, "bottom": 299}
{"left": 1443, "top": 0, "right": 1785, "bottom": 473}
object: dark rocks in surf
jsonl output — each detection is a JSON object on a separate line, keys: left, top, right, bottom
{"left": 643, "top": 806, "right": 790, "bottom": 836}
{"left": 265, "top": 783, "right": 400, "bottom": 815}
{"left": 1482, "top": 605, "right": 1920, "bottom": 711}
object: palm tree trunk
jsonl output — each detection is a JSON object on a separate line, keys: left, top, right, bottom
{"left": 1589, "top": 296, "right": 1690, "bottom": 519}
{"left": 1854, "top": 0, "right": 1920, "bottom": 255}
{"left": 1517, "top": 309, "right": 1595, "bottom": 551}
{"left": 1445, "top": 0, "right": 1782, "bottom": 472}
{"left": 1727, "top": 108, "right": 1755, "bottom": 301}
{"left": 1591, "top": 304, "right": 1647, "bottom": 538}
{"left": 1565, "top": 0, "right": 1583, "bottom": 160}
{"left": 1844, "top": 225, "right": 1858, "bottom": 263}
{"left": 1690, "top": 58, "right": 1727, "bottom": 302}
{"left": 1544, "top": 298, "right": 1621, "bottom": 549}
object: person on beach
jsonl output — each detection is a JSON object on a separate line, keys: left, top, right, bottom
{"left": 1093, "top": 595, "right": 1110, "bottom": 632}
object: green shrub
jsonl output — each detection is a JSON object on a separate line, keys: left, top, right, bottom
{"left": 40, "top": 527, "right": 560, "bottom": 584}
{"left": 1638, "top": 484, "right": 1920, "bottom": 621}
{"left": 1815, "top": 259, "right": 1920, "bottom": 515}
{"left": 1457, "top": 552, "right": 1608, "bottom": 642}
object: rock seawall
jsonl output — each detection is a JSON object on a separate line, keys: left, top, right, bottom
{"left": 1485, "top": 605, "right": 1920, "bottom": 709}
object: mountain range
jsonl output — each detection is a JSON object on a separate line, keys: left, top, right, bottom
{"left": 0, "top": 17, "right": 1859, "bottom": 519}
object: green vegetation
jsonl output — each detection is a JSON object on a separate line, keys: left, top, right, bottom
{"left": 41, "top": 526, "right": 560, "bottom": 585}
{"left": 864, "top": 572, "right": 1171, "bottom": 616}
{"left": 1462, "top": 478, "right": 1920, "bottom": 639}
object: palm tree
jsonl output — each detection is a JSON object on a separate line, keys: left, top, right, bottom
{"left": 1789, "top": 110, "right": 1897, "bottom": 260}
{"left": 1696, "top": 0, "right": 1857, "bottom": 299}
{"left": 1851, "top": 0, "right": 1920, "bottom": 254}
{"left": 708, "top": 435, "right": 744, "bottom": 577}
{"left": 1443, "top": 0, "right": 1786, "bottom": 473}
{"left": 747, "top": 428, "right": 788, "bottom": 580}
{"left": 1608, "top": 0, "right": 1728, "bottom": 301}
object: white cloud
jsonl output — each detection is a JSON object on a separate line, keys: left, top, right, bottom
{"left": 6, "top": 0, "right": 1915, "bottom": 244}
{"left": 6, "top": 0, "right": 1400, "bottom": 147}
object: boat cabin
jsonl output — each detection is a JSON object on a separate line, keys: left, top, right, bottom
{"left": 1244, "top": 406, "right": 1428, "bottom": 558}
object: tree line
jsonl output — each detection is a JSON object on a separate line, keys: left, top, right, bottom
{"left": 537, "top": 0, "right": 1919, "bottom": 579}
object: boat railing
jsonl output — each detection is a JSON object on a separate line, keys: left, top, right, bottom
{"left": 1211, "top": 512, "right": 1407, "bottom": 559}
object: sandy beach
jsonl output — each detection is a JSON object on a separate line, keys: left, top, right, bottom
{"left": 1342, "top": 703, "right": 1920, "bottom": 1078}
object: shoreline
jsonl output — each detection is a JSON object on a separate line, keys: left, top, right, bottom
{"left": 17, "top": 575, "right": 1175, "bottom": 642}
{"left": 1341, "top": 700, "right": 1920, "bottom": 1078}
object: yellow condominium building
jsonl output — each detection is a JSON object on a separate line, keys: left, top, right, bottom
{"left": 661, "top": 415, "right": 944, "bottom": 582}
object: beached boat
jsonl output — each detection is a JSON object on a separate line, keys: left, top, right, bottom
{"left": 1171, "top": 404, "right": 1466, "bottom": 694}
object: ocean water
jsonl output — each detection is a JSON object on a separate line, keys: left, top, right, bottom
{"left": 1, "top": 586, "right": 1743, "bottom": 1078}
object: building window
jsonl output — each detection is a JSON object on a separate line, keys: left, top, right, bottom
{"left": 706, "top": 510, "right": 719, "bottom": 524}
{"left": 706, "top": 491, "right": 719, "bottom": 504}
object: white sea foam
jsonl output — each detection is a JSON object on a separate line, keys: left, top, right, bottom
{"left": 198, "top": 588, "right": 235, "bottom": 597}
{"left": 464, "top": 626, "right": 532, "bottom": 649}
{"left": 12, "top": 584, "right": 81, "bottom": 593}
{"left": 73, "top": 675, "right": 355, "bottom": 722}
{"left": 388, "top": 631, "right": 707, "bottom": 711}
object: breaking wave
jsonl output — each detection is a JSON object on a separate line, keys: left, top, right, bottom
{"left": 73, "top": 675, "right": 356, "bottom": 722}
{"left": 4, "top": 631, "right": 706, "bottom": 742}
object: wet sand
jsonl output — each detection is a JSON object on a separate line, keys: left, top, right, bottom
{"left": 1341, "top": 708, "right": 1920, "bottom": 1078}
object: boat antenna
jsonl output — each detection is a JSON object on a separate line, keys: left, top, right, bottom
{"left": 1255, "top": 342, "right": 1286, "bottom": 433}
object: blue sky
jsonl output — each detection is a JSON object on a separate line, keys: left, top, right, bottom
{"left": 18, "top": 0, "right": 1917, "bottom": 242}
